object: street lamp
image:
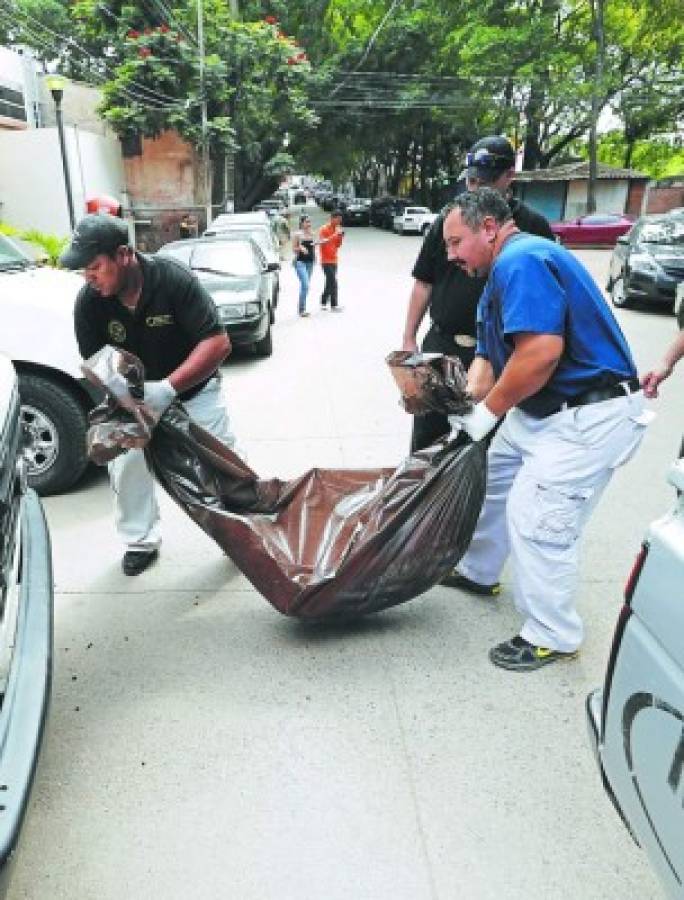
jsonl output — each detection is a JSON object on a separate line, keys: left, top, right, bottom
{"left": 44, "top": 74, "right": 75, "bottom": 230}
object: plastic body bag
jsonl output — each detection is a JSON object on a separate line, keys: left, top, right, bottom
{"left": 83, "top": 347, "right": 487, "bottom": 620}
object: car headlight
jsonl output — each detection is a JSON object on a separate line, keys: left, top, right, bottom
{"left": 629, "top": 253, "right": 661, "bottom": 275}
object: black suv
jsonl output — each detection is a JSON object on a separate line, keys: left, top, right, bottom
{"left": 0, "top": 354, "right": 52, "bottom": 894}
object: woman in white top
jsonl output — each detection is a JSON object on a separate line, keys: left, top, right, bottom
{"left": 291, "top": 214, "right": 316, "bottom": 316}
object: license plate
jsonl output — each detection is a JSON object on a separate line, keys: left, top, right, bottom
{"left": 676, "top": 281, "right": 684, "bottom": 318}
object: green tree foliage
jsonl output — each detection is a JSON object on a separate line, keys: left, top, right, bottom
{"left": 2, "top": 0, "right": 681, "bottom": 207}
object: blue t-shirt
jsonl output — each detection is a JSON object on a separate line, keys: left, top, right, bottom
{"left": 476, "top": 234, "right": 637, "bottom": 416}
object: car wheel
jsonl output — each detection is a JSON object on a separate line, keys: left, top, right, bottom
{"left": 254, "top": 325, "right": 273, "bottom": 358}
{"left": 421, "top": 223, "right": 431, "bottom": 235}
{"left": 18, "top": 373, "right": 89, "bottom": 495}
{"left": 610, "top": 276, "right": 631, "bottom": 309}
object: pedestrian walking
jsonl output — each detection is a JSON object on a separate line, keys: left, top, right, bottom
{"left": 318, "top": 210, "right": 345, "bottom": 310}
{"left": 402, "top": 135, "right": 554, "bottom": 454}
{"left": 292, "top": 214, "right": 316, "bottom": 317}
{"left": 179, "top": 212, "right": 198, "bottom": 240}
{"left": 61, "top": 213, "right": 237, "bottom": 576}
{"left": 443, "top": 188, "right": 651, "bottom": 671}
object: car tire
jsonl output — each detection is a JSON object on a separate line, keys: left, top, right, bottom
{"left": 18, "top": 373, "right": 89, "bottom": 496}
{"left": 421, "top": 223, "right": 431, "bottom": 235}
{"left": 610, "top": 276, "right": 631, "bottom": 309}
{"left": 254, "top": 325, "right": 273, "bottom": 358}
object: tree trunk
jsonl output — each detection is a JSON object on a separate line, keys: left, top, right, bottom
{"left": 587, "top": 0, "right": 605, "bottom": 213}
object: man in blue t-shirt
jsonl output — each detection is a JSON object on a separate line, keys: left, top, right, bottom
{"left": 442, "top": 188, "right": 651, "bottom": 671}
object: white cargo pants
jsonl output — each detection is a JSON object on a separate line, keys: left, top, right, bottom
{"left": 108, "top": 377, "right": 236, "bottom": 551}
{"left": 457, "top": 391, "right": 650, "bottom": 652}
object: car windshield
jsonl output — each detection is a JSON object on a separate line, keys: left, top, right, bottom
{"left": 639, "top": 219, "right": 684, "bottom": 244}
{"left": 0, "top": 234, "right": 32, "bottom": 269}
{"left": 214, "top": 226, "right": 272, "bottom": 255}
{"left": 164, "top": 241, "right": 257, "bottom": 276}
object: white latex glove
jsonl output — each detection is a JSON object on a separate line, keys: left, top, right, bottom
{"left": 143, "top": 378, "right": 177, "bottom": 415}
{"left": 448, "top": 401, "right": 499, "bottom": 442}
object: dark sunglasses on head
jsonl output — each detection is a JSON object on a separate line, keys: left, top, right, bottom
{"left": 465, "top": 148, "right": 513, "bottom": 169}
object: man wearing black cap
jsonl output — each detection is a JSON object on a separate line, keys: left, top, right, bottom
{"left": 401, "top": 134, "right": 553, "bottom": 593}
{"left": 61, "top": 213, "right": 236, "bottom": 576}
{"left": 402, "top": 135, "right": 554, "bottom": 454}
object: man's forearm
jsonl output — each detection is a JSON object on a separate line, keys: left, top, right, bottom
{"left": 402, "top": 280, "right": 432, "bottom": 347}
{"left": 466, "top": 357, "right": 495, "bottom": 400}
{"left": 663, "top": 331, "right": 684, "bottom": 371}
{"left": 483, "top": 336, "right": 563, "bottom": 417}
{"left": 168, "top": 333, "right": 231, "bottom": 394}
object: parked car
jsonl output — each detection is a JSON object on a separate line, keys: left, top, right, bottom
{"left": 551, "top": 213, "right": 634, "bottom": 246}
{"left": 586, "top": 456, "right": 684, "bottom": 899}
{"left": 0, "top": 232, "right": 99, "bottom": 495}
{"left": 0, "top": 353, "right": 52, "bottom": 894}
{"left": 204, "top": 213, "right": 281, "bottom": 309}
{"left": 321, "top": 194, "right": 347, "bottom": 213}
{"left": 393, "top": 206, "right": 437, "bottom": 235}
{"left": 370, "top": 197, "right": 414, "bottom": 230}
{"left": 157, "top": 235, "right": 276, "bottom": 357}
{"left": 607, "top": 211, "right": 684, "bottom": 312}
{"left": 342, "top": 200, "right": 371, "bottom": 226}
{"left": 252, "top": 198, "right": 287, "bottom": 215}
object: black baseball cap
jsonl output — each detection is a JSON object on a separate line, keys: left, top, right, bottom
{"left": 59, "top": 213, "right": 130, "bottom": 269}
{"left": 465, "top": 136, "right": 516, "bottom": 179}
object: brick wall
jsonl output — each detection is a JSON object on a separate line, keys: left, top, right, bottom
{"left": 123, "top": 130, "right": 208, "bottom": 251}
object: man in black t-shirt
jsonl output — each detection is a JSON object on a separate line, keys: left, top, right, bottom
{"left": 62, "top": 214, "right": 236, "bottom": 576}
{"left": 402, "top": 135, "right": 554, "bottom": 453}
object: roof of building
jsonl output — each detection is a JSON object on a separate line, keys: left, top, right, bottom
{"left": 515, "top": 162, "right": 649, "bottom": 183}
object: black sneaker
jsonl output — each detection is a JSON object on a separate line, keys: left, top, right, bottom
{"left": 440, "top": 569, "right": 501, "bottom": 596}
{"left": 489, "top": 635, "right": 579, "bottom": 671}
{"left": 122, "top": 549, "right": 159, "bottom": 576}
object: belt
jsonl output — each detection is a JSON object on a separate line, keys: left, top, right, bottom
{"left": 542, "top": 377, "right": 641, "bottom": 418}
{"left": 430, "top": 322, "right": 477, "bottom": 348}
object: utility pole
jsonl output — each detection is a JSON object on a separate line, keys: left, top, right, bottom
{"left": 587, "top": 0, "right": 605, "bottom": 214}
{"left": 197, "top": 0, "right": 212, "bottom": 227}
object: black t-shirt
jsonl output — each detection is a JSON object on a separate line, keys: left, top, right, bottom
{"left": 295, "top": 236, "right": 315, "bottom": 263}
{"left": 74, "top": 253, "right": 225, "bottom": 400}
{"left": 411, "top": 198, "right": 554, "bottom": 336}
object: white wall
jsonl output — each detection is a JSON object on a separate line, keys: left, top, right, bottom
{"left": 0, "top": 125, "right": 125, "bottom": 235}
{"left": 565, "top": 179, "right": 629, "bottom": 218}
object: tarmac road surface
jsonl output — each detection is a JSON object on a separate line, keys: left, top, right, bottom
{"left": 9, "top": 209, "right": 680, "bottom": 899}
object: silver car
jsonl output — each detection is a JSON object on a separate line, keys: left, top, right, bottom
{"left": 587, "top": 457, "right": 684, "bottom": 898}
{"left": 0, "top": 354, "right": 52, "bottom": 892}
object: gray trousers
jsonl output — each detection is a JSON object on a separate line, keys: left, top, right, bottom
{"left": 108, "top": 377, "right": 236, "bottom": 551}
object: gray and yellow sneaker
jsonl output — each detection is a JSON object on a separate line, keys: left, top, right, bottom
{"left": 441, "top": 569, "right": 501, "bottom": 596}
{"left": 489, "top": 635, "right": 579, "bottom": 671}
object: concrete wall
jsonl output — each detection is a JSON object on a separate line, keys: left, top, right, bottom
{"left": 0, "top": 125, "right": 125, "bottom": 235}
{"left": 565, "top": 179, "right": 629, "bottom": 218}
{"left": 40, "top": 80, "right": 110, "bottom": 136}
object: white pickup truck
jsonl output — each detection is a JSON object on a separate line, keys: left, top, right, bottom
{"left": 392, "top": 206, "right": 438, "bottom": 236}
{"left": 0, "top": 233, "right": 97, "bottom": 495}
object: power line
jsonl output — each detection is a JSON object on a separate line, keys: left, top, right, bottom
{"left": 330, "top": 0, "right": 403, "bottom": 98}
{"left": 0, "top": 0, "right": 184, "bottom": 105}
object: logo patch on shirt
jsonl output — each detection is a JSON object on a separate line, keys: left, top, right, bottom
{"left": 146, "top": 314, "right": 174, "bottom": 328}
{"left": 108, "top": 320, "right": 126, "bottom": 343}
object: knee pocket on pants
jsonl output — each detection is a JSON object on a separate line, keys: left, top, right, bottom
{"left": 514, "top": 481, "right": 593, "bottom": 548}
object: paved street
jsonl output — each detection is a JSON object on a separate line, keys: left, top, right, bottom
{"left": 10, "top": 211, "right": 681, "bottom": 899}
